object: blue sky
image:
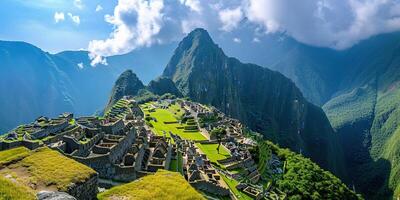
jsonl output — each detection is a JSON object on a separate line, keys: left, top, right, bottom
{"left": 1, "top": 0, "right": 400, "bottom": 60}
{"left": 0, "top": 0, "right": 117, "bottom": 53}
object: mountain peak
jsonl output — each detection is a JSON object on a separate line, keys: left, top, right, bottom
{"left": 106, "top": 70, "right": 145, "bottom": 109}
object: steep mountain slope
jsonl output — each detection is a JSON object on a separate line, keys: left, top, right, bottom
{"left": 162, "top": 28, "right": 346, "bottom": 177}
{"left": 0, "top": 41, "right": 172, "bottom": 133}
{"left": 106, "top": 70, "right": 145, "bottom": 110}
{"left": 0, "top": 41, "right": 75, "bottom": 133}
{"left": 321, "top": 33, "right": 400, "bottom": 199}
{"left": 147, "top": 77, "right": 182, "bottom": 97}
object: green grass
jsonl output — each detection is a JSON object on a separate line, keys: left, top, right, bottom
{"left": 17, "top": 148, "right": 97, "bottom": 191}
{"left": 0, "top": 147, "right": 31, "bottom": 167}
{"left": 257, "top": 143, "right": 271, "bottom": 175}
{"left": 220, "top": 174, "right": 252, "bottom": 200}
{"left": 0, "top": 176, "right": 35, "bottom": 200}
{"left": 97, "top": 170, "right": 205, "bottom": 200}
{"left": 140, "top": 103, "right": 206, "bottom": 141}
{"left": 195, "top": 143, "right": 230, "bottom": 166}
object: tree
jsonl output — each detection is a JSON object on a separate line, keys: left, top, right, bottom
{"left": 210, "top": 127, "right": 227, "bottom": 153}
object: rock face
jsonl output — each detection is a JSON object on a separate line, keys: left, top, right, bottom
{"left": 163, "top": 28, "right": 345, "bottom": 177}
{"left": 147, "top": 77, "right": 182, "bottom": 97}
{"left": 106, "top": 70, "right": 145, "bottom": 109}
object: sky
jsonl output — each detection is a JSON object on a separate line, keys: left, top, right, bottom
{"left": 1, "top": 0, "right": 400, "bottom": 65}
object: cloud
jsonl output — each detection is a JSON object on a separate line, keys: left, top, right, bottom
{"left": 219, "top": 7, "right": 243, "bottom": 31}
{"left": 88, "top": 0, "right": 165, "bottom": 65}
{"left": 67, "top": 13, "right": 80, "bottom": 25}
{"left": 77, "top": 63, "right": 84, "bottom": 69}
{"left": 87, "top": 0, "right": 400, "bottom": 64}
{"left": 179, "top": 0, "right": 202, "bottom": 13}
{"left": 95, "top": 4, "right": 103, "bottom": 12}
{"left": 244, "top": 0, "right": 400, "bottom": 49}
{"left": 54, "top": 12, "right": 65, "bottom": 23}
{"left": 233, "top": 37, "right": 241, "bottom": 43}
{"left": 73, "top": 0, "right": 83, "bottom": 9}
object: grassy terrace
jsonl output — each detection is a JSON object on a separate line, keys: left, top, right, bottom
{"left": 195, "top": 143, "right": 230, "bottom": 166}
{"left": 220, "top": 174, "right": 252, "bottom": 200}
{"left": 98, "top": 170, "right": 205, "bottom": 200}
{"left": 0, "top": 147, "right": 31, "bottom": 167}
{"left": 0, "top": 147, "right": 97, "bottom": 192}
{"left": 140, "top": 102, "right": 206, "bottom": 141}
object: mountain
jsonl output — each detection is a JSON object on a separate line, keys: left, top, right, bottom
{"left": 147, "top": 77, "right": 182, "bottom": 97}
{"left": 321, "top": 33, "right": 400, "bottom": 199}
{"left": 162, "top": 28, "right": 346, "bottom": 177}
{"left": 106, "top": 70, "right": 145, "bottom": 109}
{"left": 0, "top": 41, "right": 174, "bottom": 134}
{"left": 231, "top": 31, "right": 400, "bottom": 199}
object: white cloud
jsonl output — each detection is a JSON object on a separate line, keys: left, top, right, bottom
{"left": 219, "top": 7, "right": 243, "bottom": 31}
{"left": 233, "top": 37, "right": 241, "bottom": 43}
{"left": 68, "top": 13, "right": 80, "bottom": 25}
{"left": 87, "top": 0, "right": 400, "bottom": 63}
{"left": 54, "top": 12, "right": 65, "bottom": 23}
{"left": 88, "top": 0, "right": 165, "bottom": 66}
{"left": 179, "top": 0, "right": 202, "bottom": 13}
{"left": 95, "top": 4, "right": 103, "bottom": 12}
{"left": 77, "top": 62, "right": 84, "bottom": 69}
{"left": 74, "top": 0, "right": 84, "bottom": 9}
{"left": 244, "top": 0, "right": 400, "bottom": 49}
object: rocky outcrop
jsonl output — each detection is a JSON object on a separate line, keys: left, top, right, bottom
{"left": 147, "top": 76, "right": 182, "bottom": 97}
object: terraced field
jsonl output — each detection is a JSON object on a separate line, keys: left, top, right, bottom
{"left": 140, "top": 102, "right": 206, "bottom": 141}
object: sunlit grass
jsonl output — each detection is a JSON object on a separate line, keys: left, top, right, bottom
{"left": 97, "top": 170, "right": 205, "bottom": 200}
{"left": 0, "top": 176, "right": 35, "bottom": 200}
{"left": 0, "top": 147, "right": 31, "bottom": 167}
{"left": 18, "top": 147, "right": 96, "bottom": 191}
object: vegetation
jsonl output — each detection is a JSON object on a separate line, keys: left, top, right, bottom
{"left": 97, "top": 170, "right": 204, "bottom": 200}
{"left": 220, "top": 174, "right": 252, "bottom": 200}
{"left": 0, "top": 147, "right": 31, "bottom": 167}
{"left": 0, "top": 176, "right": 35, "bottom": 200}
{"left": 195, "top": 143, "right": 230, "bottom": 166}
{"left": 263, "top": 141, "right": 361, "bottom": 200}
{"left": 323, "top": 85, "right": 376, "bottom": 128}
{"left": 16, "top": 148, "right": 96, "bottom": 191}
{"left": 140, "top": 102, "right": 206, "bottom": 141}
{"left": 210, "top": 127, "right": 227, "bottom": 153}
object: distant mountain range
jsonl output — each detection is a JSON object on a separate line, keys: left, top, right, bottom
{"left": 0, "top": 41, "right": 175, "bottom": 133}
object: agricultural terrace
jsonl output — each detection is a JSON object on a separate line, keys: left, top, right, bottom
{"left": 97, "top": 170, "right": 205, "bottom": 200}
{"left": 140, "top": 102, "right": 207, "bottom": 141}
{"left": 104, "top": 99, "right": 131, "bottom": 119}
{"left": 195, "top": 143, "right": 230, "bottom": 166}
{"left": 0, "top": 147, "right": 96, "bottom": 192}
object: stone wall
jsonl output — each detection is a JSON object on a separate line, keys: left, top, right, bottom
{"left": 67, "top": 174, "right": 98, "bottom": 200}
{"left": 191, "top": 181, "right": 230, "bottom": 196}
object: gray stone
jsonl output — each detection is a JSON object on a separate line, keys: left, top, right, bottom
{"left": 37, "top": 191, "right": 76, "bottom": 200}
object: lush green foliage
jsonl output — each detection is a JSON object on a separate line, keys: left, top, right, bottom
{"left": 97, "top": 170, "right": 204, "bottom": 200}
{"left": 264, "top": 141, "right": 361, "bottom": 200}
{"left": 323, "top": 85, "right": 376, "bottom": 129}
